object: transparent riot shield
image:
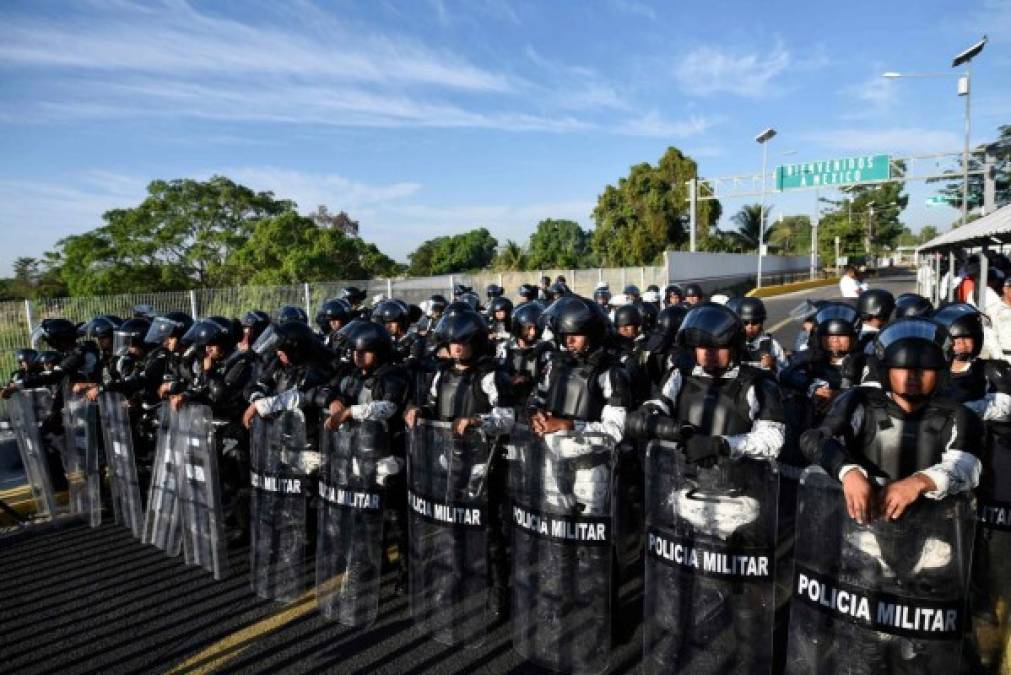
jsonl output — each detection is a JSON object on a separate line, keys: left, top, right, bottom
{"left": 249, "top": 409, "right": 309, "bottom": 601}
{"left": 508, "top": 425, "right": 615, "bottom": 675}
{"left": 785, "top": 466, "right": 974, "bottom": 674}
{"left": 141, "top": 406, "right": 183, "bottom": 556}
{"left": 9, "top": 389, "right": 57, "bottom": 519}
{"left": 969, "top": 433, "right": 1011, "bottom": 673}
{"left": 98, "top": 392, "right": 144, "bottom": 538}
{"left": 316, "top": 419, "right": 387, "bottom": 627}
{"left": 176, "top": 404, "right": 229, "bottom": 579}
{"left": 62, "top": 387, "right": 101, "bottom": 527}
{"left": 642, "top": 440, "right": 779, "bottom": 674}
{"left": 408, "top": 419, "right": 493, "bottom": 647}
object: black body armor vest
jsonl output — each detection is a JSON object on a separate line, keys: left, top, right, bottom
{"left": 674, "top": 367, "right": 759, "bottom": 436}
{"left": 435, "top": 363, "right": 492, "bottom": 421}
{"left": 860, "top": 392, "right": 951, "bottom": 481}
{"left": 543, "top": 352, "right": 607, "bottom": 422}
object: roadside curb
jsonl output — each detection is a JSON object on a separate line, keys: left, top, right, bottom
{"left": 746, "top": 277, "right": 840, "bottom": 298}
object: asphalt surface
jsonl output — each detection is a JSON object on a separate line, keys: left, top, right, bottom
{"left": 0, "top": 518, "right": 646, "bottom": 674}
{"left": 0, "top": 274, "right": 918, "bottom": 675}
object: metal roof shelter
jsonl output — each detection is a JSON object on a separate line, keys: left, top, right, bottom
{"left": 917, "top": 203, "right": 1011, "bottom": 307}
{"left": 918, "top": 202, "right": 1011, "bottom": 252}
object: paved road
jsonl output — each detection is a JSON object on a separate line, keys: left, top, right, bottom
{"left": 0, "top": 274, "right": 918, "bottom": 674}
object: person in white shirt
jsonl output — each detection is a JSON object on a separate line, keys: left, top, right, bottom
{"left": 987, "top": 275, "right": 1011, "bottom": 362}
{"left": 838, "top": 266, "right": 867, "bottom": 298}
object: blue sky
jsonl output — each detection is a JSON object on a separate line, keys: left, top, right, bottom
{"left": 1, "top": 0, "right": 1009, "bottom": 276}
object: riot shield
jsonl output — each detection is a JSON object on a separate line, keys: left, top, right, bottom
{"left": 508, "top": 425, "right": 615, "bottom": 675}
{"left": 8, "top": 389, "right": 57, "bottom": 519}
{"left": 249, "top": 409, "right": 309, "bottom": 601}
{"left": 141, "top": 406, "right": 183, "bottom": 556}
{"left": 642, "top": 440, "right": 779, "bottom": 674}
{"left": 98, "top": 392, "right": 144, "bottom": 538}
{"left": 969, "top": 433, "right": 1011, "bottom": 673}
{"left": 176, "top": 404, "right": 229, "bottom": 580}
{"left": 316, "top": 419, "right": 387, "bottom": 627}
{"left": 62, "top": 388, "right": 101, "bottom": 527}
{"left": 785, "top": 467, "right": 974, "bottom": 674}
{"left": 407, "top": 419, "right": 492, "bottom": 647}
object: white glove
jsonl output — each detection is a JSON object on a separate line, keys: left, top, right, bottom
{"left": 299, "top": 450, "right": 321, "bottom": 474}
{"left": 376, "top": 456, "right": 402, "bottom": 486}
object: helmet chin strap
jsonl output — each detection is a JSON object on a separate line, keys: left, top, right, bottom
{"left": 953, "top": 352, "right": 973, "bottom": 362}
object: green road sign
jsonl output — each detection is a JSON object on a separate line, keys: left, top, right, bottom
{"left": 776, "top": 154, "right": 890, "bottom": 190}
{"left": 926, "top": 195, "right": 955, "bottom": 207}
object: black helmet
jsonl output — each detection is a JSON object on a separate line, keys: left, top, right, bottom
{"left": 429, "top": 294, "right": 448, "bottom": 313}
{"left": 240, "top": 310, "right": 271, "bottom": 343}
{"left": 31, "top": 318, "right": 78, "bottom": 349}
{"left": 813, "top": 303, "right": 861, "bottom": 338}
{"left": 735, "top": 297, "right": 767, "bottom": 324}
{"left": 486, "top": 284, "right": 504, "bottom": 299}
{"left": 622, "top": 284, "right": 641, "bottom": 298}
{"left": 342, "top": 286, "right": 367, "bottom": 306}
{"left": 656, "top": 305, "right": 689, "bottom": 338}
{"left": 593, "top": 284, "right": 611, "bottom": 302}
{"left": 79, "top": 315, "right": 121, "bottom": 340}
{"left": 932, "top": 303, "right": 983, "bottom": 360}
{"left": 875, "top": 318, "right": 952, "bottom": 370}
{"left": 15, "top": 348, "right": 38, "bottom": 367}
{"left": 132, "top": 304, "right": 156, "bottom": 319}
{"left": 614, "top": 304, "right": 643, "bottom": 328}
{"left": 664, "top": 284, "right": 683, "bottom": 299}
{"left": 676, "top": 303, "right": 745, "bottom": 352}
{"left": 457, "top": 292, "right": 481, "bottom": 312}
{"left": 646, "top": 284, "right": 660, "bottom": 293}
{"left": 452, "top": 283, "right": 473, "bottom": 298}
{"left": 893, "top": 293, "right": 933, "bottom": 319}
{"left": 548, "top": 281, "right": 569, "bottom": 299}
{"left": 37, "top": 351, "right": 61, "bottom": 367}
{"left": 113, "top": 318, "right": 152, "bottom": 356}
{"left": 639, "top": 302, "right": 659, "bottom": 330}
{"left": 144, "top": 312, "right": 193, "bottom": 345}
{"left": 544, "top": 296, "right": 608, "bottom": 346}
{"left": 320, "top": 298, "right": 351, "bottom": 325}
{"left": 511, "top": 302, "right": 544, "bottom": 340}
{"left": 277, "top": 305, "right": 308, "bottom": 325}
{"left": 373, "top": 299, "right": 411, "bottom": 331}
{"left": 488, "top": 296, "right": 513, "bottom": 319}
{"left": 339, "top": 320, "right": 392, "bottom": 364}
{"left": 274, "top": 321, "right": 320, "bottom": 364}
{"left": 435, "top": 311, "right": 489, "bottom": 360}
{"left": 518, "top": 284, "right": 539, "bottom": 302}
{"left": 857, "top": 289, "right": 895, "bottom": 322}
{"left": 684, "top": 283, "right": 703, "bottom": 299}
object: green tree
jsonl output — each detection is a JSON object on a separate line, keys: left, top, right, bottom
{"left": 918, "top": 225, "right": 939, "bottom": 244}
{"left": 729, "top": 204, "right": 773, "bottom": 251}
{"left": 492, "top": 240, "right": 527, "bottom": 271}
{"left": 224, "top": 212, "right": 401, "bottom": 285}
{"left": 407, "top": 228, "right": 498, "bottom": 275}
{"left": 591, "top": 147, "right": 721, "bottom": 266}
{"left": 526, "top": 219, "right": 591, "bottom": 269}
{"left": 768, "top": 215, "right": 812, "bottom": 256}
{"left": 47, "top": 176, "right": 294, "bottom": 295}
{"left": 928, "top": 124, "right": 1011, "bottom": 215}
{"left": 816, "top": 178, "right": 908, "bottom": 265}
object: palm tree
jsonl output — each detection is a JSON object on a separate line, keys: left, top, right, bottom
{"left": 730, "top": 204, "right": 773, "bottom": 251}
{"left": 493, "top": 240, "right": 527, "bottom": 271}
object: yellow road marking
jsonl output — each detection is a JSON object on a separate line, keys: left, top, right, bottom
{"left": 168, "top": 544, "right": 400, "bottom": 674}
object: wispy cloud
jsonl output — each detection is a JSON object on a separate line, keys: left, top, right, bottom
{"left": 674, "top": 41, "right": 791, "bottom": 98}
{"left": 799, "top": 127, "right": 962, "bottom": 155}
{"left": 615, "top": 112, "right": 718, "bottom": 138}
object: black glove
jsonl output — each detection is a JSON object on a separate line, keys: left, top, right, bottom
{"left": 682, "top": 435, "right": 729, "bottom": 467}
{"left": 626, "top": 410, "right": 694, "bottom": 442}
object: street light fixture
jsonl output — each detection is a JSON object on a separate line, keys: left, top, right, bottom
{"left": 882, "top": 36, "right": 986, "bottom": 228}
{"left": 755, "top": 128, "right": 777, "bottom": 288}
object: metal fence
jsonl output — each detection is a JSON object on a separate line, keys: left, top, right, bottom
{"left": 0, "top": 262, "right": 822, "bottom": 377}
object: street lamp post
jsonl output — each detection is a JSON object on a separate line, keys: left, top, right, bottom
{"left": 882, "top": 36, "right": 986, "bottom": 228}
{"left": 755, "top": 127, "right": 777, "bottom": 288}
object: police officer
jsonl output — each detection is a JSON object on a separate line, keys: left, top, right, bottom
{"left": 593, "top": 283, "right": 611, "bottom": 312}
{"left": 638, "top": 304, "right": 690, "bottom": 397}
{"left": 856, "top": 289, "right": 895, "bottom": 354}
{"left": 501, "top": 302, "right": 553, "bottom": 416}
{"left": 932, "top": 303, "right": 1011, "bottom": 422}
{"left": 613, "top": 303, "right": 649, "bottom": 406}
{"left": 487, "top": 296, "right": 513, "bottom": 347}
{"left": 149, "top": 312, "right": 195, "bottom": 402}
{"left": 664, "top": 284, "right": 684, "bottom": 308}
{"left": 1, "top": 348, "right": 38, "bottom": 396}
{"left": 683, "top": 283, "right": 704, "bottom": 306}
{"left": 238, "top": 310, "right": 271, "bottom": 353}
{"left": 324, "top": 321, "right": 414, "bottom": 590}
{"left": 801, "top": 317, "right": 981, "bottom": 524}
{"left": 173, "top": 319, "right": 255, "bottom": 541}
{"left": 780, "top": 303, "right": 865, "bottom": 420}
{"left": 317, "top": 299, "right": 351, "bottom": 350}
{"left": 623, "top": 284, "right": 641, "bottom": 305}
{"left": 728, "top": 297, "right": 788, "bottom": 373}
{"left": 893, "top": 292, "right": 934, "bottom": 319}
{"left": 627, "top": 302, "right": 785, "bottom": 464}
{"left": 342, "top": 286, "right": 369, "bottom": 320}
{"left": 372, "top": 299, "right": 425, "bottom": 364}
{"left": 404, "top": 309, "right": 515, "bottom": 618}
{"left": 518, "top": 283, "right": 540, "bottom": 306}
